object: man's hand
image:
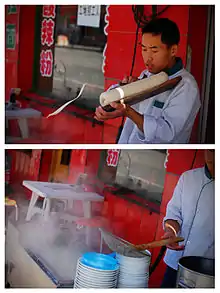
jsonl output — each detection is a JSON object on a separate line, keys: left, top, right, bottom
{"left": 161, "top": 230, "right": 185, "bottom": 251}
{"left": 94, "top": 102, "right": 126, "bottom": 121}
{"left": 120, "top": 75, "right": 138, "bottom": 85}
{"left": 94, "top": 75, "right": 138, "bottom": 122}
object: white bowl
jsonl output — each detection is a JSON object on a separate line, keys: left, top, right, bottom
{"left": 119, "top": 262, "right": 150, "bottom": 268}
{"left": 77, "top": 275, "right": 118, "bottom": 283}
{"left": 116, "top": 252, "right": 151, "bottom": 260}
{"left": 77, "top": 270, "right": 118, "bottom": 279}
{"left": 76, "top": 268, "right": 118, "bottom": 278}
{"left": 119, "top": 273, "right": 149, "bottom": 279}
{"left": 75, "top": 277, "right": 117, "bottom": 288}
{"left": 78, "top": 258, "right": 119, "bottom": 273}
{"left": 119, "top": 266, "right": 149, "bottom": 274}
{"left": 78, "top": 261, "right": 119, "bottom": 275}
{"left": 119, "top": 271, "right": 149, "bottom": 276}
{"left": 117, "top": 256, "right": 151, "bottom": 264}
{"left": 117, "top": 283, "right": 148, "bottom": 288}
{"left": 78, "top": 266, "right": 118, "bottom": 275}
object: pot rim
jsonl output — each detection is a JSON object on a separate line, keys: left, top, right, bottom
{"left": 178, "top": 256, "right": 215, "bottom": 279}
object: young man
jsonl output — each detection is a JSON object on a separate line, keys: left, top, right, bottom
{"left": 161, "top": 150, "right": 215, "bottom": 288}
{"left": 95, "top": 18, "right": 201, "bottom": 144}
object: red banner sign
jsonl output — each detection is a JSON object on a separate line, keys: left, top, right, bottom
{"left": 106, "top": 149, "right": 120, "bottom": 167}
{"left": 40, "top": 5, "right": 56, "bottom": 77}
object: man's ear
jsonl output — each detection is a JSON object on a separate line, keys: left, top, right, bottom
{"left": 171, "top": 44, "right": 178, "bottom": 57}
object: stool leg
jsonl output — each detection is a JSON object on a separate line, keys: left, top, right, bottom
{"left": 15, "top": 204, "right": 18, "bottom": 221}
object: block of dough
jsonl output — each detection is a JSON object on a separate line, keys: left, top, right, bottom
{"left": 100, "top": 72, "right": 168, "bottom": 107}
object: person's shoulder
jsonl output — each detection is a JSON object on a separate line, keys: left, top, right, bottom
{"left": 170, "top": 69, "right": 200, "bottom": 103}
{"left": 173, "top": 68, "right": 199, "bottom": 91}
{"left": 181, "top": 167, "right": 204, "bottom": 180}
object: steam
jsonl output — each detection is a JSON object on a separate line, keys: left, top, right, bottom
{"left": 6, "top": 197, "right": 93, "bottom": 282}
{"left": 18, "top": 214, "right": 89, "bottom": 281}
{"left": 6, "top": 176, "right": 104, "bottom": 284}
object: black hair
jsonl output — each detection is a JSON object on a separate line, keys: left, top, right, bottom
{"left": 142, "top": 18, "right": 180, "bottom": 46}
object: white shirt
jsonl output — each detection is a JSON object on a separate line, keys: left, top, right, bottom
{"left": 163, "top": 167, "right": 214, "bottom": 270}
{"left": 117, "top": 68, "right": 201, "bottom": 144}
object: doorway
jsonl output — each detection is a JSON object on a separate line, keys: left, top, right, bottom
{"left": 49, "top": 150, "right": 72, "bottom": 183}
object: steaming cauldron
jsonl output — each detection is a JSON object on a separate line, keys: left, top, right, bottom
{"left": 176, "top": 256, "right": 215, "bottom": 288}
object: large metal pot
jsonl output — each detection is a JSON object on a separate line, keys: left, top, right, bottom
{"left": 176, "top": 256, "right": 215, "bottom": 288}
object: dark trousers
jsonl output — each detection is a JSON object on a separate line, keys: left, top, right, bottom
{"left": 161, "top": 265, "right": 178, "bottom": 288}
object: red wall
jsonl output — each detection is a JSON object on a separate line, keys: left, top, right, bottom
{"left": 18, "top": 5, "right": 36, "bottom": 92}
{"left": 38, "top": 150, "right": 53, "bottom": 182}
{"left": 5, "top": 5, "right": 20, "bottom": 101}
{"left": 104, "top": 5, "right": 190, "bottom": 87}
{"left": 8, "top": 149, "right": 42, "bottom": 198}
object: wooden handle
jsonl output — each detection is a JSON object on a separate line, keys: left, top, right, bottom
{"left": 125, "top": 76, "right": 182, "bottom": 106}
{"left": 101, "top": 76, "right": 182, "bottom": 111}
{"left": 134, "top": 237, "right": 184, "bottom": 251}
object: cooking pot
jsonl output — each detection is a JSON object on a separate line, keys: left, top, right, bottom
{"left": 176, "top": 256, "right": 215, "bottom": 288}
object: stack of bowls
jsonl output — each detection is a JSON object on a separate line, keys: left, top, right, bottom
{"left": 74, "top": 252, "right": 119, "bottom": 288}
{"left": 116, "top": 251, "right": 151, "bottom": 288}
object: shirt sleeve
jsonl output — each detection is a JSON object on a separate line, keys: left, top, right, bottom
{"left": 118, "top": 104, "right": 140, "bottom": 144}
{"left": 106, "top": 83, "right": 120, "bottom": 91}
{"left": 163, "top": 173, "right": 184, "bottom": 229}
{"left": 118, "top": 118, "right": 134, "bottom": 144}
{"left": 137, "top": 79, "right": 201, "bottom": 143}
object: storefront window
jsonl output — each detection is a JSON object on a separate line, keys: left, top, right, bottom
{"left": 99, "top": 150, "right": 167, "bottom": 206}
{"left": 52, "top": 5, "right": 106, "bottom": 109}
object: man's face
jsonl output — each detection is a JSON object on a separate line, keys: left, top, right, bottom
{"left": 205, "top": 150, "right": 215, "bottom": 178}
{"left": 141, "top": 33, "right": 177, "bottom": 74}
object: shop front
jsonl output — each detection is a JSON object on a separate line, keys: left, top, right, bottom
{"left": 6, "top": 148, "right": 206, "bottom": 287}
{"left": 5, "top": 5, "right": 214, "bottom": 143}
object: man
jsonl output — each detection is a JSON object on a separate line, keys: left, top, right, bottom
{"left": 95, "top": 18, "right": 201, "bottom": 143}
{"left": 161, "top": 149, "right": 215, "bottom": 288}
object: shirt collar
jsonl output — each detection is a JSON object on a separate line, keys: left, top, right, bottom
{"left": 140, "top": 57, "right": 183, "bottom": 79}
{"left": 204, "top": 164, "right": 212, "bottom": 180}
{"left": 163, "top": 57, "right": 183, "bottom": 76}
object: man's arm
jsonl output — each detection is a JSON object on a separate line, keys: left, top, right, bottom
{"left": 124, "top": 106, "right": 144, "bottom": 132}
{"left": 95, "top": 101, "right": 145, "bottom": 131}
{"left": 95, "top": 79, "right": 200, "bottom": 143}
{"left": 162, "top": 174, "right": 185, "bottom": 250}
{"left": 137, "top": 80, "right": 201, "bottom": 143}
{"left": 164, "top": 219, "right": 181, "bottom": 236}
{"left": 95, "top": 76, "right": 138, "bottom": 122}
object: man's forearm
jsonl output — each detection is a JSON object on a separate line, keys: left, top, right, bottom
{"left": 164, "top": 219, "right": 181, "bottom": 236}
{"left": 125, "top": 106, "right": 144, "bottom": 133}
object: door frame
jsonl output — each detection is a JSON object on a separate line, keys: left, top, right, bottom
{"left": 198, "top": 5, "right": 214, "bottom": 143}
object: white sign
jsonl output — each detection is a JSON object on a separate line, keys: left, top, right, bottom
{"left": 77, "top": 5, "right": 101, "bottom": 28}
